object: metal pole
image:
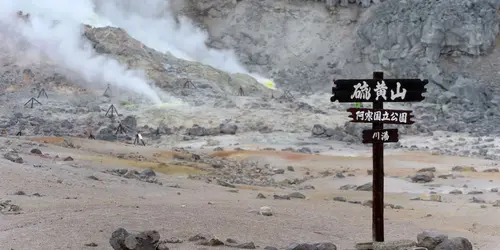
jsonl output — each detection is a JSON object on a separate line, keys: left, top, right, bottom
{"left": 372, "top": 71, "right": 384, "bottom": 242}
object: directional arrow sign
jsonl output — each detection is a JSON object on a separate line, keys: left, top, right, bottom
{"left": 362, "top": 129, "right": 399, "bottom": 144}
{"left": 347, "top": 108, "right": 415, "bottom": 125}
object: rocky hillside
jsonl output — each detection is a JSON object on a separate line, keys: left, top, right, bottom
{"left": 174, "top": 0, "right": 500, "bottom": 135}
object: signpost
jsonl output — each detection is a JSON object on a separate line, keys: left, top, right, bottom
{"left": 331, "top": 72, "right": 428, "bottom": 243}
{"left": 362, "top": 129, "right": 399, "bottom": 144}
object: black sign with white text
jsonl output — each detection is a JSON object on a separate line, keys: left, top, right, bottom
{"left": 331, "top": 79, "right": 427, "bottom": 103}
{"left": 347, "top": 108, "right": 414, "bottom": 125}
{"left": 362, "top": 129, "right": 399, "bottom": 144}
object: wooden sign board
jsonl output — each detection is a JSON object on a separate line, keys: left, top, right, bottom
{"left": 362, "top": 129, "right": 399, "bottom": 144}
{"left": 331, "top": 79, "right": 428, "bottom": 103}
{"left": 347, "top": 108, "right": 414, "bottom": 125}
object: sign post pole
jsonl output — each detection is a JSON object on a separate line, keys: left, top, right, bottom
{"left": 372, "top": 71, "right": 384, "bottom": 242}
{"left": 331, "top": 72, "right": 427, "bottom": 245}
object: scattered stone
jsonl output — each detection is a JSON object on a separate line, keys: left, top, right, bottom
{"left": 156, "top": 241, "right": 169, "bottom": 250}
{"left": 256, "top": 193, "right": 266, "bottom": 199}
{"left": 226, "top": 238, "right": 238, "bottom": 244}
{"left": 434, "top": 237, "right": 473, "bottom": 250}
{"left": 217, "top": 179, "right": 236, "bottom": 188}
{"left": 84, "top": 242, "right": 98, "bottom": 247}
{"left": 312, "top": 124, "right": 326, "bottom": 136}
{"left": 109, "top": 228, "right": 130, "bottom": 250}
{"left": 471, "top": 197, "right": 485, "bottom": 203}
{"left": 437, "top": 174, "right": 453, "bottom": 179}
{"left": 340, "top": 184, "right": 357, "bottom": 190}
{"left": 491, "top": 188, "right": 498, "bottom": 192}
{"left": 30, "top": 148, "right": 42, "bottom": 154}
{"left": 335, "top": 172, "right": 345, "bottom": 178}
{"left": 333, "top": 196, "right": 347, "bottom": 202}
{"left": 467, "top": 190, "right": 483, "bottom": 195}
{"left": 288, "top": 192, "right": 306, "bottom": 199}
{"left": 367, "top": 170, "right": 373, "bottom": 175}
{"left": 4, "top": 152, "right": 23, "bottom": 163}
{"left": 165, "top": 237, "right": 183, "bottom": 244}
{"left": 356, "top": 182, "right": 373, "bottom": 191}
{"left": 264, "top": 247, "right": 278, "bottom": 250}
{"left": 213, "top": 147, "right": 224, "bottom": 151}
{"left": 63, "top": 156, "right": 74, "bottom": 161}
{"left": 197, "top": 238, "right": 224, "bottom": 246}
{"left": 140, "top": 168, "right": 156, "bottom": 178}
{"left": 417, "top": 231, "right": 448, "bottom": 249}
{"left": 417, "top": 167, "right": 436, "bottom": 172}
{"left": 259, "top": 206, "right": 273, "bottom": 216}
{"left": 449, "top": 189, "right": 463, "bottom": 195}
{"left": 484, "top": 168, "right": 499, "bottom": 172}
{"left": 297, "top": 147, "right": 312, "bottom": 154}
{"left": 286, "top": 242, "right": 337, "bottom": 250}
{"left": 415, "top": 194, "right": 442, "bottom": 202}
{"left": 452, "top": 166, "right": 476, "bottom": 172}
{"left": 226, "top": 241, "right": 256, "bottom": 249}
{"left": 220, "top": 122, "right": 238, "bottom": 135}
{"left": 87, "top": 175, "right": 99, "bottom": 181}
{"left": 189, "top": 234, "right": 208, "bottom": 242}
{"left": 362, "top": 200, "right": 373, "bottom": 207}
{"left": 410, "top": 172, "right": 434, "bottom": 183}
{"left": 0, "top": 200, "right": 21, "bottom": 215}
{"left": 273, "top": 194, "right": 290, "bottom": 200}
{"left": 373, "top": 240, "right": 416, "bottom": 250}
{"left": 14, "top": 190, "right": 26, "bottom": 195}
{"left": 299, "top": 185, "right": 315, "bottom": 190}
{"left": 105, "top": 168, "right": 162, "bottom": 185}
{"left": 273, "top": 168, "right": 285, "bottom": 174}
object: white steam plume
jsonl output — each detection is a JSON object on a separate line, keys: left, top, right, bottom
{"left": 0, "top": 0, "right": 163, "bottom": 104}
{"left": 94, "top": 0, "right": 276, "bottom": 88}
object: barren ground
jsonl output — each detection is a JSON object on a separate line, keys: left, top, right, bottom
{"left": 2, "top": 135, "right": 500, "bottom": 250}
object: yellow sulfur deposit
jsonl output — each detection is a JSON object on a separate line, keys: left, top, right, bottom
{"left": 260, "top": 79, "right": 276, "bottom": 90}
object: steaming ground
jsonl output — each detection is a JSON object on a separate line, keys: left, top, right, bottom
{"left": 2, "top": 1, "right": 500, "bottom": 250}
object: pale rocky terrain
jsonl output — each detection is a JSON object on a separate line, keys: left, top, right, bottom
{"left": 2, "top": 0, "right": 500, "bottom": 250}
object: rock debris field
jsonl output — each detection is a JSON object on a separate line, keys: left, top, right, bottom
{"left": 4, "top": 0, "right": 500, "bottom": 249}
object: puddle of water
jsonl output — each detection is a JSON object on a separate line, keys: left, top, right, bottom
{"left": 81, "top": 155, "right": 207, "bottom": 175}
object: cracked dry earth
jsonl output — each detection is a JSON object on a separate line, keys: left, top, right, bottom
{"left": 2, "top": 136, "right": 500, "bottom": 249}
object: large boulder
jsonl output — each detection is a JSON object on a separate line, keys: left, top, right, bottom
{"left": 109, "top": 228, "right": 162, "bottom": 250}
{"left": 417, "top": 231, "right": 448, "bottom": 249}
{"left": 220, "top": 122, "right": 238, "bottom": 134}
{"left": 434, "top": 237, "right": 473, "bottom": 250}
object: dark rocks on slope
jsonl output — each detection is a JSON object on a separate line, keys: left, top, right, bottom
{"left": 311, "top": 122, "right": 362, "bottom": 143}
{"left": 121, "top": 115, "right": 138, "bottom": 133}
{"left": 220, "top": 122, "right": 238, "bottom": 134}
{"left": 97, "top": 127, "right": 118, "bottom": 141}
